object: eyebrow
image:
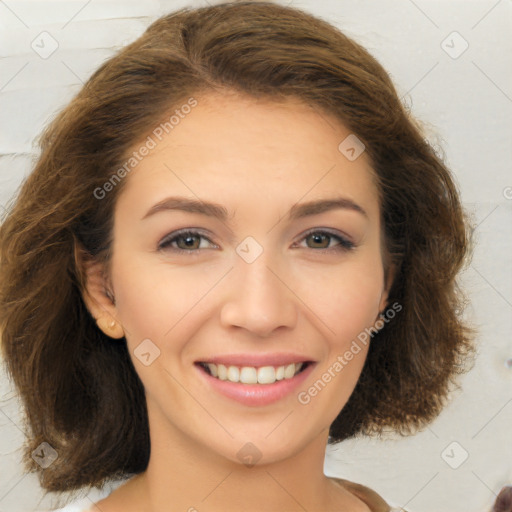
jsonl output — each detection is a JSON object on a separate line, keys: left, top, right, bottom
{"left": 142, "top": 197, "right": 231, "bottom": 221}
{"left": 141, "top": 196, "right": 367, "bottom": 221}
{"left": 288, "top": 197, "right": 367, "bottom": 220}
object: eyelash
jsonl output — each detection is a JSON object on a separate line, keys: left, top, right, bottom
{"left": 157, "top": 228, "right": 355, "bottom": 254}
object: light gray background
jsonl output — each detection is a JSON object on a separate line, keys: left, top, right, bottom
{"left": 0, "top": 1, "right": 511, "bottom": 511}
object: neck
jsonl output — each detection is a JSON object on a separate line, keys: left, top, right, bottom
{"left": 132, "top": 402, "right": 341, "bottom": 512}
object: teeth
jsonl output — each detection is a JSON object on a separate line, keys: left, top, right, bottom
{"left": 217, "top": 364, "right": 227, "bottom": 380}
{"left": 227, "top": 366, "right": 240, "bottom": 383}
{"left": 207, "top": 363, "right": 218, "bottom": 377}
{"left": 202, "top": 362, "right": 305, "bottom": 384}
{"left": 240, "top": 366, "right": 258, "bottom": 384}
{"left": 284, "top": 363, "right": 296, "bottom": 379}
{"left": 257, "top": 366, "right": 275, "bottom": 384}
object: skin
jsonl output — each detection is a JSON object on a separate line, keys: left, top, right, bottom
{"left": 83, "top": 91, "right": 394, "bottom": 512}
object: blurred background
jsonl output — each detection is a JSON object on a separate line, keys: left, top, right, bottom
{"left": 0, "top": 1, "right": 511, "bottom": 511}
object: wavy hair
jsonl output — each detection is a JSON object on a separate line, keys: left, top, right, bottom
{"left": 0, "top": 1, "right": 475, "bottom": 493}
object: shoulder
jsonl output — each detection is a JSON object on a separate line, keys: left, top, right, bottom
{"left": 38, "top": 483, "right": 120, "bottom": 512}
{"left": 42, "top": 502, "right": 92, "bottom": 512}
{"left": 37, "top": 489, "right": 116, "bottom": 512}
{"left": 330, "top": 477, "right": 407, "bottom": 512}
{"left": 42, "top": 500, "right": 106, "bottom": 512}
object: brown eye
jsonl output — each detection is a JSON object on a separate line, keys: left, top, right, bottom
{"left": 298, "top": 230, "right": 355, "bottom": 252}
{"left": 158, "top": 230, "right": 216, "bottom": 252}
{"left": 175, "top": 234, "right": 201, "bottom": 250}
{"left": 306, "top": 233, "right": 331, "bottom": 249}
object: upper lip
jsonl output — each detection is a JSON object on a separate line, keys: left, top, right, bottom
{"left": 196, "top": 353, "right": 315, "bottom": 367}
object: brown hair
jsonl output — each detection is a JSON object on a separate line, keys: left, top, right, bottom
{"left": 0, "top": 0, "right": 475, "bottom": 494}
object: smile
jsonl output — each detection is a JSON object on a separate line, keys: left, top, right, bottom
{"left": 195, "top": 358, "right": 315, "bottom": 406}
{"left": 198, "top": 362, "right": 308, "bottom": 384}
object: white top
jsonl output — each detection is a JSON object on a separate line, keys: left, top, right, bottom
{"left": 52, "top": 502, "right": 93, "bottom": 512}
{"left": 38, "top": 481, "right": 122, "bottom": 512}
{"left": 43, "top": 495, "right": 106, "bottom": 512}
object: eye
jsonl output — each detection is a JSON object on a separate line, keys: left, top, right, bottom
{"left": 295, "top": 229, "right": 355, "bottom": 252}
{"left": 157, "top": 228, "right": 355, "bottom": 254}
{"left": 158, "top": 229, "right": 217, "bottom": 252}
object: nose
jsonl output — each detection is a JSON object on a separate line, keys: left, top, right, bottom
{"left": 220, "top": 252, "right": 298, "bottom": 337}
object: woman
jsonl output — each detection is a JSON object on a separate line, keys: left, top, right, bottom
{"left": 0, "top": 2, "right": 476, "bottom": 511}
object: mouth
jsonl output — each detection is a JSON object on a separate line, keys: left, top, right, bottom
{"left": 194, "top": 354, "right": 316, "bottom": 406}
{"left": 196, "top": 361, "right": 311, "bottom": 385}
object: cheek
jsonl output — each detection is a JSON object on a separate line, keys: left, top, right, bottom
{"left": 293, "top": 257, "right": 384, "bottom": 347}
{"left": 110, "top": 252, "right": 222, "bottom": 347}
{"left": 296, "top": 265, "right": 381, "bottom": 421}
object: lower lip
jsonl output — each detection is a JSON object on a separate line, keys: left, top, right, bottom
{"left": 195, "top": 363, "right": 315, "bottom": 406}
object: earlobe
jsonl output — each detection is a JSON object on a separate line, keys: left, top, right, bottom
{"left": 378, "top": 296, "right": 389, "bottom": 318}
{"left": 96, "top": 316, "right": 125, "bottom": 339}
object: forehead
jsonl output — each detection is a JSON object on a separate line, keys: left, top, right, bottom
{"left": 118, "top": 92, "right": 380, "bottom": 219}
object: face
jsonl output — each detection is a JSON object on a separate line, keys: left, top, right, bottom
{"left": 87, "top": 91, "right": 392, "bottom": 467}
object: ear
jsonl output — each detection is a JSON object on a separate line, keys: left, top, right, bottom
{"left": 74, "top": 242, "right": 125, "bottom": 339}
{"left": 377, "top": 262, "right": 397, "bottom": 316}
